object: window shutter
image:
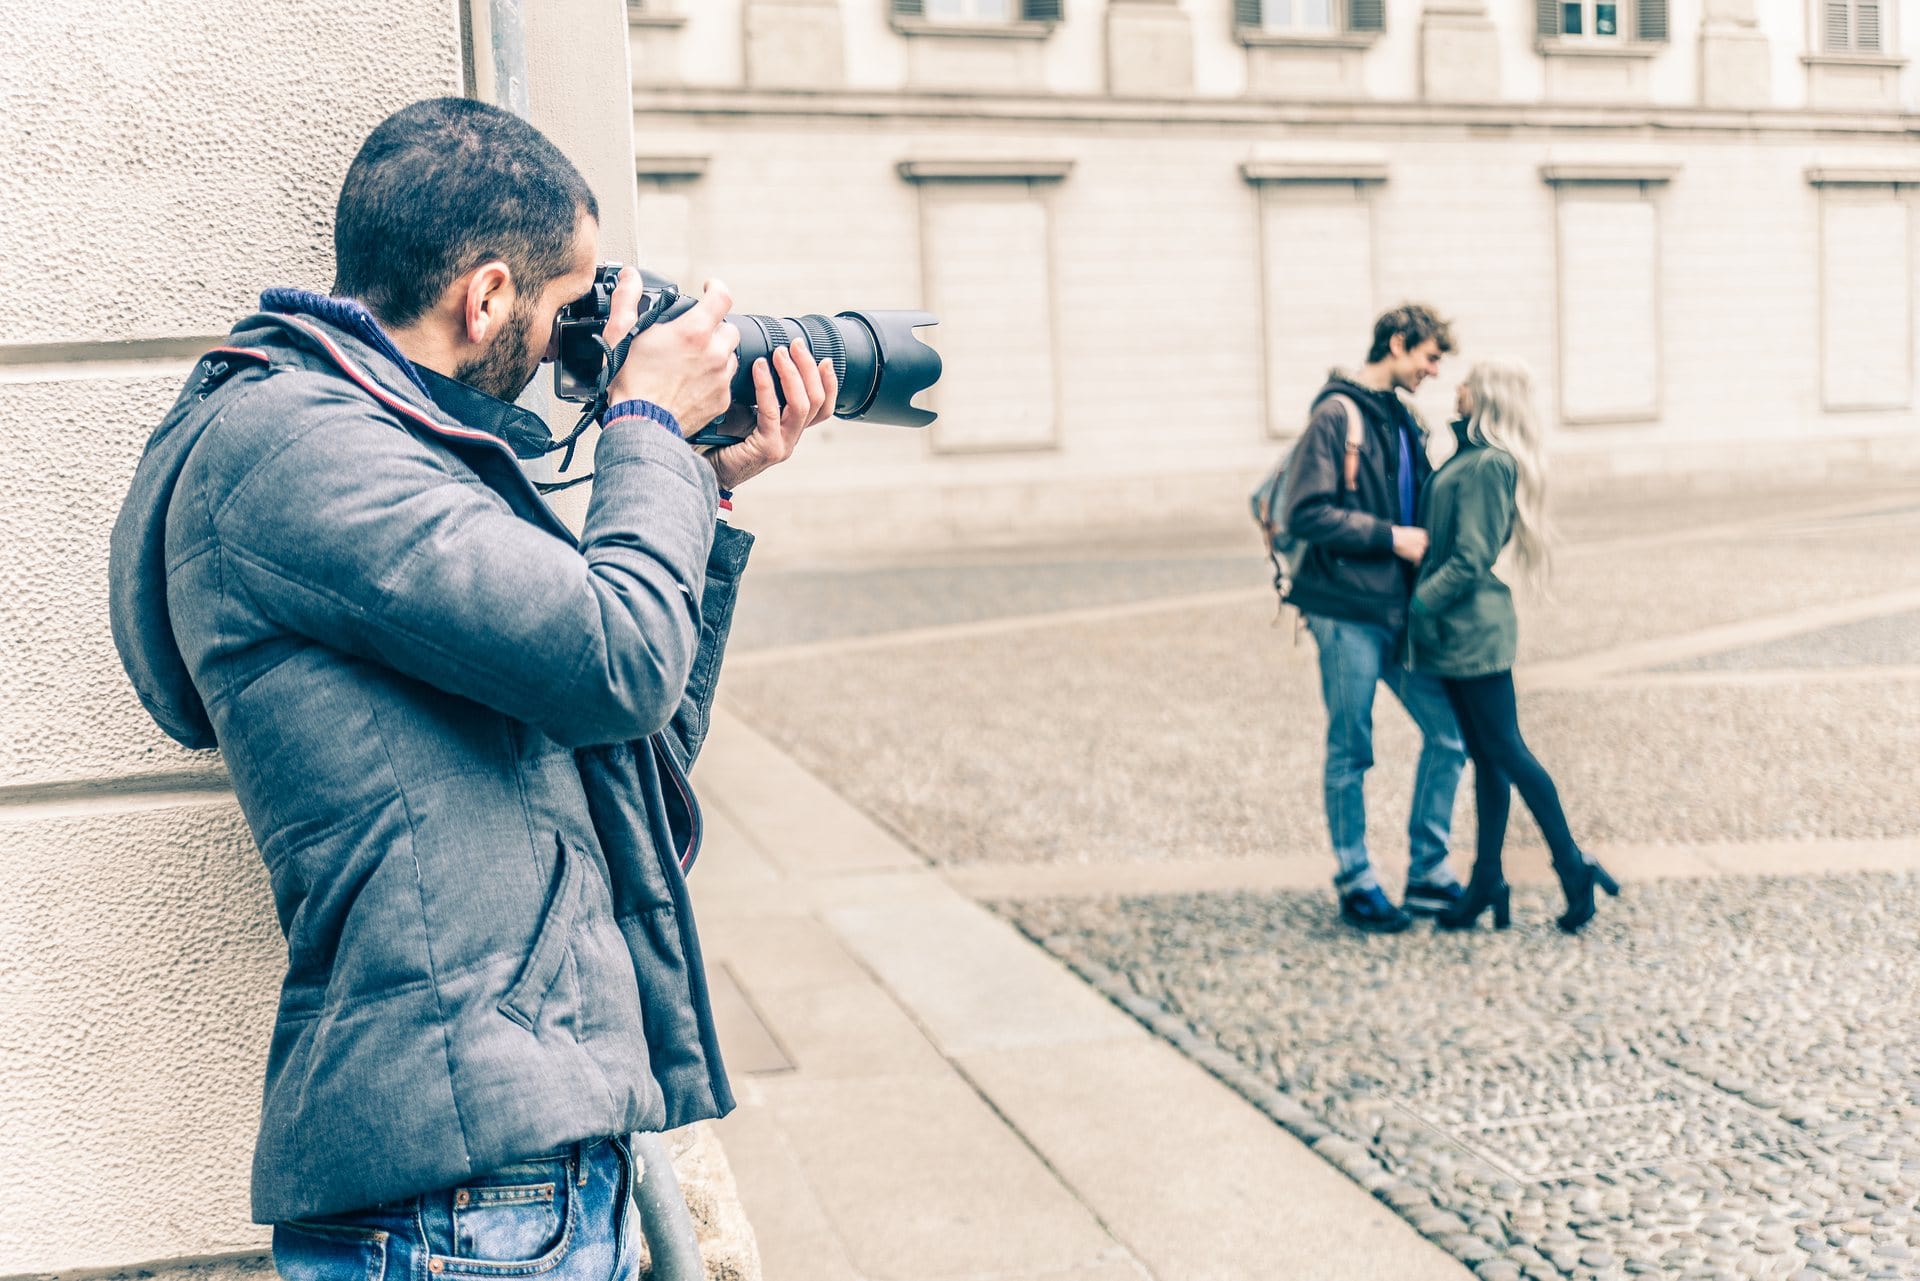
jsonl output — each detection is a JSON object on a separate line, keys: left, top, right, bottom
{"left": 893, "top": 0, "right": 924, "bottom": 16}
{"left": 1349, "top": 0, "right": 1385, "bottom": 32}
{"left": 1023, "top": 0, "right": 1063, "bottom": 19}
{"left": 1538, "top": 0, "right": 1562, "bottom": 38}
{"left": 1823, "top": 0, "right": 1851, "bottom": 49}
{"left": 1635, "top": 0, "right": 1667, "bottom": 40}
{"left": 1235, "top": 0, "right": 1264, "bottom": 30}
{"left": 1856, "top": 0, "right": 1882, "bottom": 50}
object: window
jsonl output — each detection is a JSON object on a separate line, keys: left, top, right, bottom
{"left": 1556, "top": 195, "right": 1661, "bottom": 422}
{"left": 1822, "top": 0, "right": 1884, "bottom": 52}
{"left": 1264, "top": 0, "right": 1335, "bottom": 34}
{"left": 1560, "top": 0, "right": 1624, "bottom": 37}
{"left": 1819, "top": 193, "right": 1910, "bottom": 410}
{"left": 893, "top": 0, "right": 1062, "bottom": 22}
{"left": 926, "top": 0, "right": 1012, "bottom": 19}
{"left": 1537, "top": 0, "right": 1666, "bottom": 42}
{"left": 1237, "top": 0, "right": 1385, "bottom": 36}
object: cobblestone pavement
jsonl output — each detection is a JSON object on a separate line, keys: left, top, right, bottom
{"left": 719, "top": 473, "right": 1920, "bottom": 1279}
{"left": 723, "top": 484, "right": 1920, "bottom": 867}
{"left": 1002, "top": 876, "right": 1920, "bottom": 1281}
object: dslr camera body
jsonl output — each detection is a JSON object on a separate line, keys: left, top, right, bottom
{"left": 553, "top": 267, "right": 941, "bottom": 446}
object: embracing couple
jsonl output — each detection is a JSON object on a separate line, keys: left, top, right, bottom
{"left": 1278, "top": 305, "right": 1618, "bottom": 936}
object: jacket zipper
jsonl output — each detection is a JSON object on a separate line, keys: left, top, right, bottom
{"left": 655, "top": 733, "right": 704, "bottom": 874}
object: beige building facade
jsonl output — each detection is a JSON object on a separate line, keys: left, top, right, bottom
{"left": 627, "top": 0, "right": 1920, "bottom": 552}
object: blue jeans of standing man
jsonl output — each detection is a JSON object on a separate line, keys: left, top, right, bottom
{"left": 270, "top": 1137, "right": 636, "bottom": 1281}
{"left": 1304, "top": 614, "right": 1466, "bottom": 895}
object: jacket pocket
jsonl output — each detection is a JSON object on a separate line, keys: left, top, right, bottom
{"left": 499, "top": 833, "right": 584, "bottom": 1032}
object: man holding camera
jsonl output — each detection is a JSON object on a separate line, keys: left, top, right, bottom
{"left": 1281, "top": 305, "right": 1468, "bottom": 933}
{"left": 108, "top": 97, "right": 832, "bottom": 1279}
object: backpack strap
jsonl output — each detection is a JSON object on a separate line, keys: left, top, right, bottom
{"left": 1330, "top": 393, "right": 1364, "bottom": 493}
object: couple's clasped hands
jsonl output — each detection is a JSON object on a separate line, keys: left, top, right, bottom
{"left": 1393, "top": 525, "right": 1429, "bottom": 564}
{"left": 600, "top": 267, "right": 839, "bottom": 490}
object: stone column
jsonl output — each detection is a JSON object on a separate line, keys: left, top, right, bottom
{"left": 1698, "top": 0, "right": 1771, "bottom": 108}
{"left": 743, "top": 0, "right": 846, "bottom": 90}
{"left": 1420, "top": 0, "right": 1500, "bottom": 103}
{"left": 1106, "top": 0, "right": 1194, "bottom": 98}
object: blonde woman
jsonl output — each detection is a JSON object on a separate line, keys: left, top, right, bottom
{"left": 1408, "top": 359, "right": 1618, "bottom": 933}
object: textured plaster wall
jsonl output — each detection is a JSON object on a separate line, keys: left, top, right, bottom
{"left": 0, "top": 804, "right": 282, "bottom": 1268}
{"left": 0, "top": 2, "right": 463, "bottom": 345}
{"left": 0, "top": 2, "right": 463, "bottom": 1273}
{"left": 0, "top": 377, "right": 216, "bottom": 789}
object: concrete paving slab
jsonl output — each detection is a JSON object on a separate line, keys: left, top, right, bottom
{"left": 751, "top": 1072, "right": 1123, "bottom": 1281}
{"left": 744, "top": 979, "right": 955, "bottom": 1081}
{"left": 957, "top": 1036, "right": 1473, "bottom": 1281}
{"left": 698, "top": 912, "right": 874, "bottom": 993}
{"left": 697, "top": 710, "right": 921, "bottom": 877}
{"left": 710, "top": 1097, "right": 859, "bottom": 1281}
{"left": 707, "top": 961, "right": 795, "bottom": 1076}
{"left": 822, "top": 887, "right": 1142, "bottom": 1055}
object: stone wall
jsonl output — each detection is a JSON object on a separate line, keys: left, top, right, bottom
{"left": 0, "top": 4, "right": 464, "bottom": 1269}
{"left": 626, "top": 0, "right": 1920, "bottom": 557}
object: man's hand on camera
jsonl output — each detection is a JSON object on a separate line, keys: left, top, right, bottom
{"left": 1391, "top": 526, "right": 1429, "bottom": 564}
{"left": 704, "top": 339, "right": 838, "bottom": 491}
{"left": 604, "top": 270, "right": 739, "bottom": 433}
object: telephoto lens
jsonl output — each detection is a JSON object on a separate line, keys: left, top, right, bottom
{"left": 554, "top": 267, "right": 941, "bottom": 445}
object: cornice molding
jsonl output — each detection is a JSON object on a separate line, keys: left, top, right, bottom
{"left": 897, "top": 158, "right": 1074, "bottom": 182}
{"left": 1241, "top": 159, "right": 1389, "bottom": 183}
{"left": 633, "top": 87, "right": 1920, "bottom": 140}
{"left": 1540, "top": 162, "right": 1679, "bottom": 184}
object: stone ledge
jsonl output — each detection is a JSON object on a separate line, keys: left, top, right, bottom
{"left": 1242, "top": 158, "right": 1388, "bottom": 184}
{"left": 1540, "top": 162, "right": 1678, "bottom": 185}
{"left": 1536, "top": 37, "right": 1664, "bottom": 58}
{"left": 896, "top": 158, "right": 1073, "bottom": 182}
{"left": 890, "top": 17, "right": 1055, "bottom": 40}
{"left": 1806, "top": 165, "right": 1920, "bottom": 186}
{"left": 1234, "top": 28, "right": 1379, "bottom": 50}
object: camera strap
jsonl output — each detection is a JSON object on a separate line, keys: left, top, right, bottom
{"left": 535, "top": 287, "right": 681, "bottom": 496}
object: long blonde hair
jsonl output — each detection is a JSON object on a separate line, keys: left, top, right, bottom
{"left": 1462, "top": 359, "right": 1553, "bottom": 593}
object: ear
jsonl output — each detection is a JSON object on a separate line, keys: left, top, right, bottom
{"left": 461, "top": 261, "right": 515, "bottom": 346}
{"left": 1388, "top": 333, "right": 1408, "bottom": 359}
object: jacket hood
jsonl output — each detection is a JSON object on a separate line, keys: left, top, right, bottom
{"left": 107, "top": 325, "right": 282, "bottom": 749}
{"left": 1316, "top": 368, "right": 1434, "bottom": 440}
{"left": 107, "top": 303, "right": 564, "bottom": 751}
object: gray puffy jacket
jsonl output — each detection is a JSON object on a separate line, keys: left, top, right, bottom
{"left": 107, "top": 303, "right": 744, "bottom": 1224}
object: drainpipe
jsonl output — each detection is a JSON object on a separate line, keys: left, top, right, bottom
{"left": 476, "top": 5, "right": 707, "bottom": 1278}
{"left": 486, "top": 0, "right": 530, "bottom": 116}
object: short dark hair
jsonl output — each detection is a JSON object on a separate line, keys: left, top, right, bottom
{"left": 332, "top": 97, "right": 599, "bottom": 328}
{"left": 1367, "top": 304, "right": 1454, "bottom": 363}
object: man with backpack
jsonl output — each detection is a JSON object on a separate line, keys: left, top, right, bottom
{"left": 1279, "top": 304, "right": 1467, "bottom": 933}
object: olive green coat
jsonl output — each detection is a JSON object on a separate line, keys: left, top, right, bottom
{"left": 1409, "top": 422, "right": 1520, "bottom": 678}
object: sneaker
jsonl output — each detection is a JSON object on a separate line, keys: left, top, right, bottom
{"left": 1402, "top": 880, "right": 1466, "bottom": 917}
{"left": 1339, "top": 886, "right": 1413, "bottom": 934}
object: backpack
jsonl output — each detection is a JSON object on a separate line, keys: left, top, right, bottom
{"left": 1249, "top": 393, "right": 1364, "bottom": 612}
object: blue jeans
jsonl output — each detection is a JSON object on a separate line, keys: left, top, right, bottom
{"left": 271, "top": 1137, "right": 636, "bottom": 1281}
{"left": 1304, "top": 614, "right": 1466, "bottom": 894}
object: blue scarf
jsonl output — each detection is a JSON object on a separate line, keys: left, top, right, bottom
{"left": 259, "top": 287, "right": 432, "bottom": 399}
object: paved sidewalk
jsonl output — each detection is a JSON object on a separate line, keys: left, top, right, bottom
{"left": 690, "top": 709, "right": 1471, "bottom": 1281}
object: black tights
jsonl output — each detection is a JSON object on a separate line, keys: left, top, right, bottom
{"left": 1442, "top": 670, "right": 1579, "bottom": 880}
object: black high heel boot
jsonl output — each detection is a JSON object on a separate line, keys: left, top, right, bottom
{"left": 1438, "top": 877, "right": 1511, "bottom": 931}
{"left": 1584, "top": 853, "right": 1620, "bottom": 898}
{"left": 1555, "top": 856, "right": 1598, "bottom": 934}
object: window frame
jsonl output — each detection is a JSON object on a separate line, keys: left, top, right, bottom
{"left": 1558, "top": 0, "right": 1631, "bottom": 40}
{"left": 1819, "top": 0, "right": 1887, "bottom": 54}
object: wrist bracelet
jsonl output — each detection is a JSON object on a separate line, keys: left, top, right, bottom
{"left": 601, "top": 399, "right": 683, "bottom": 438}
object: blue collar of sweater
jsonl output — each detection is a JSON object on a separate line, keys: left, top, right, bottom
{"left": 259, "top": 287, "right": 432, "bottom": 399}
